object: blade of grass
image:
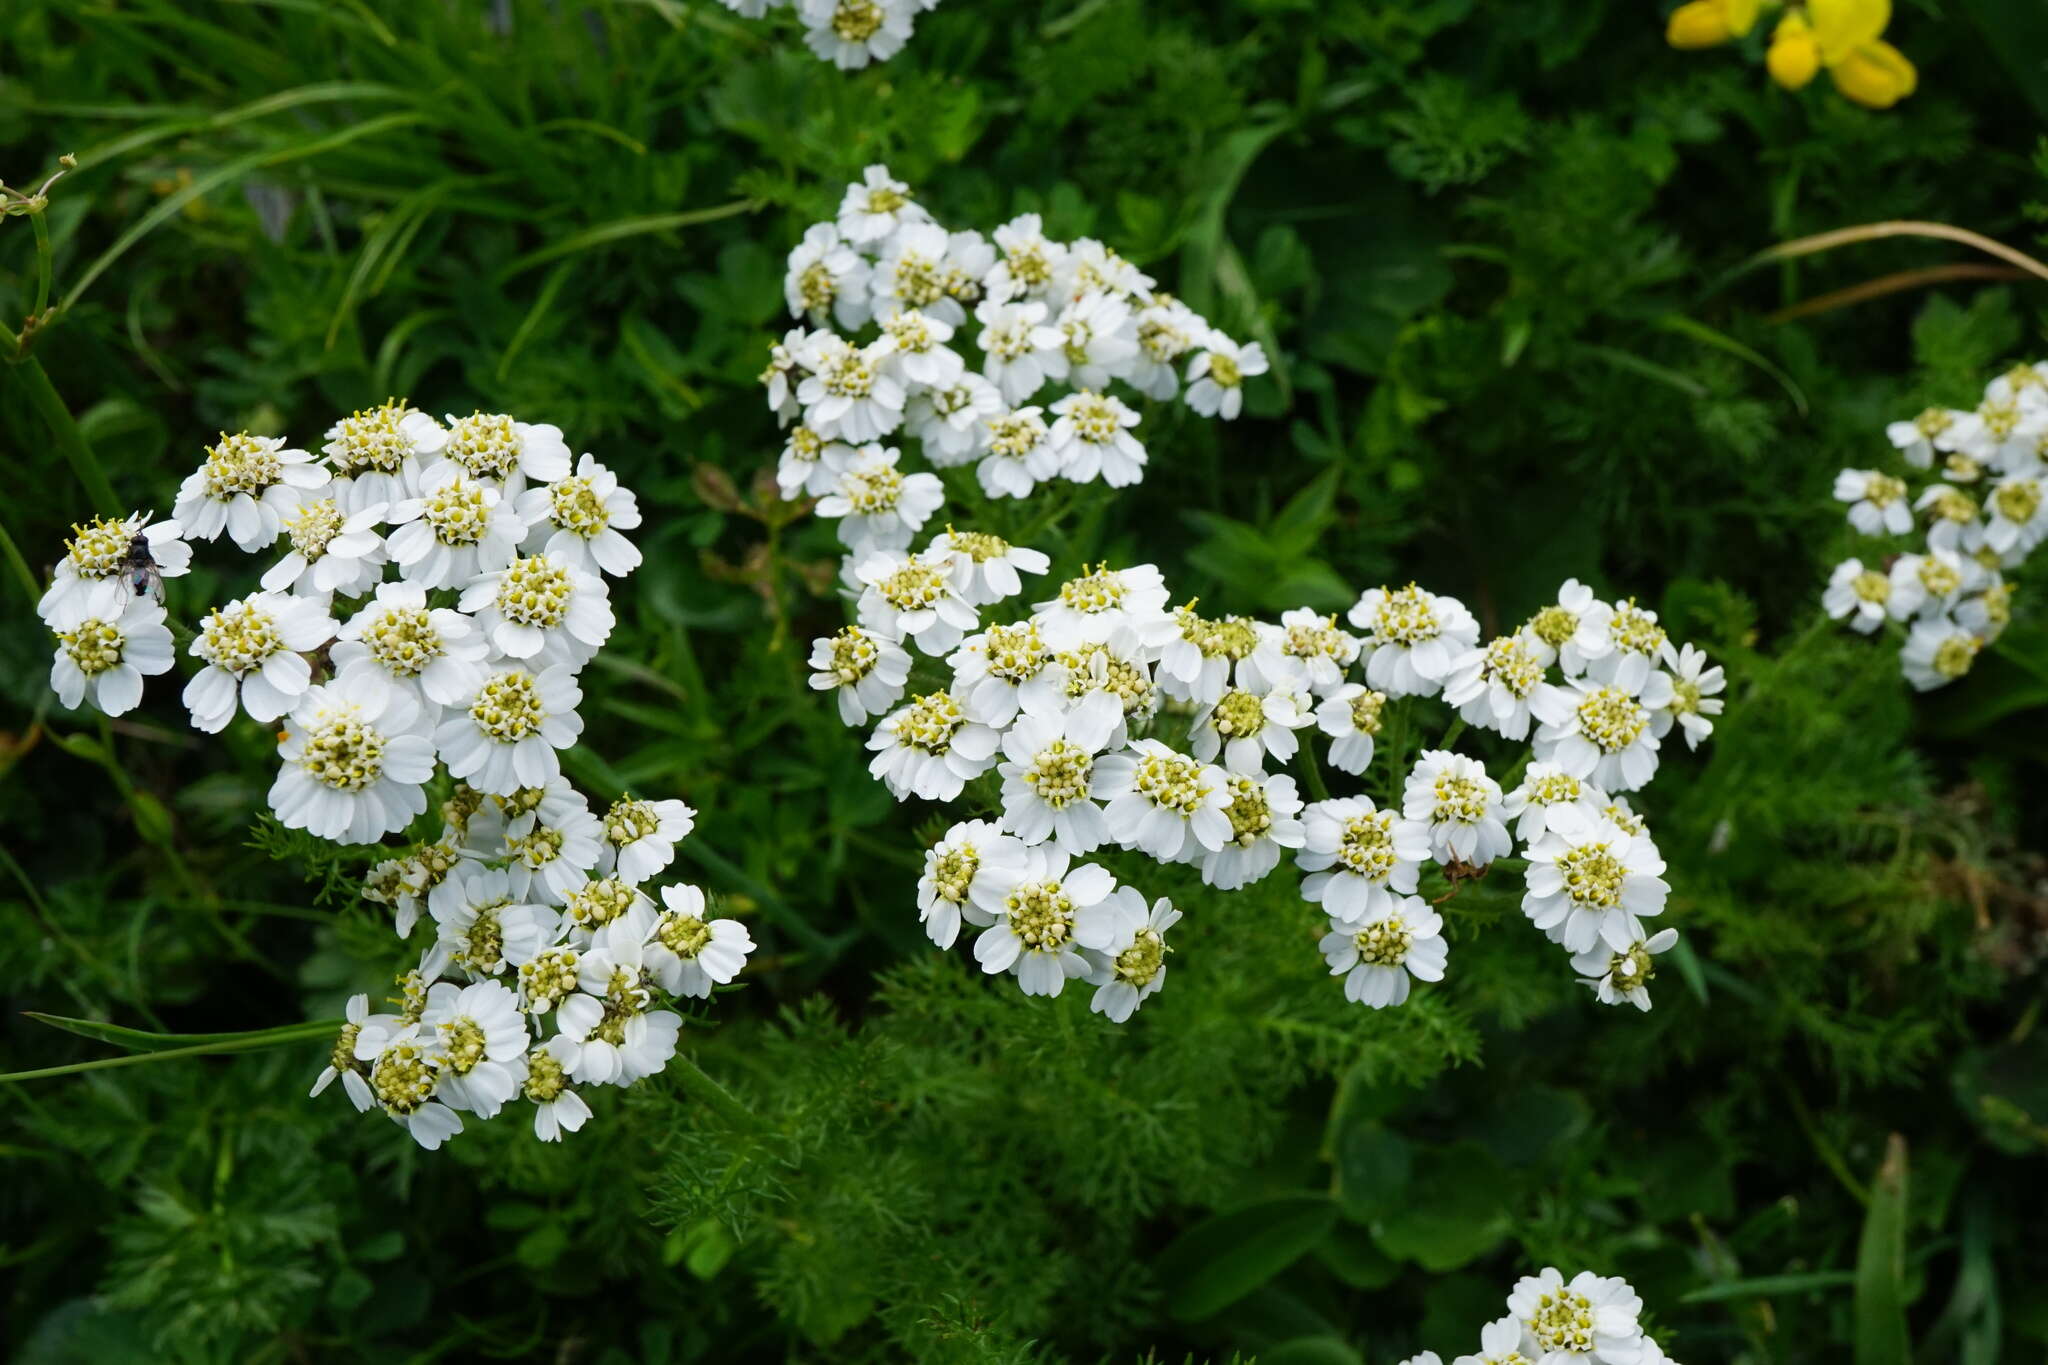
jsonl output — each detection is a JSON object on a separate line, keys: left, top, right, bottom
{"left": 1765, "top": 265, "right": 2029, "bottom": 325}
{"left": 1656, "top": 313, "right": 1808, "bottom": 416}
{"left": 1682, "top": 1270, "right": 1855, "bottom": 1302}
{"left": 1855, "top": 1134, "right": 1912, "bottom": 1365}
{"left": 0, "top": 1019, "right": 340, "bottom": 1082}
{"left": 25, "top": 1012, "right": 327, "bottom": 1053}
{"left": 490, "top": 200, "right": 760, "bottom": 283}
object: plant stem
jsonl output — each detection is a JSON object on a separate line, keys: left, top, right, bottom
{"left": 0, "top": 1020, "right": 339, "bottom": 1083}
{"left": 4, "top": 355, "right": 121, "bottom": 516}
{"left": 670, "top": 1051, "right": 774, "bottom": 1134}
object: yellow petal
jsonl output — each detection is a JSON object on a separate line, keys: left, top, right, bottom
{"left": 1726, "top": 0, "right": 1762, "bottom": 35}
{"left": 1667, "top": 0, "right": 1738, "bottom": 48}
{"left": 1808, "top": 0, "right": 1890, "bottom": 57}
{"left": 1829, "top": 38, "right": 1918, "bottom": 107}
{"left": 1768, "top": 15, "right": 1822, "bottom": 89}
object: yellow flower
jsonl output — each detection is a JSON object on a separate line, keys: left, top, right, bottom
{"left": 1767, "top": 12, "right": 1821, "bottom": 89}
{"left": 1807, "top": 0, "right": 1890, "bottom": 54}
{"left": 1828, "top": 38, "right": 1918, "bottom": 107}
{"left": 1666, "top": 0, "right": 1761, "bottom": 48}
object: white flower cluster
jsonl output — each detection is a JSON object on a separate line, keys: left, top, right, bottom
{"left": 1398, "top": 1266, "right": 1681, "bottom": 1365}
{"left": 713, "top": 0, "right": 941, "bottom": 69}
{"left": 1821, "top": 361, "right": 2042, "bottom": 690}
{"left": 764, "top": 165, "right": 1267, "bottom": 547}
{"left": 37, "top": 404, "right": 753, "bottom": 1149}
{"left": 806, "top": 537, "right": 1720, "bottom": 1015}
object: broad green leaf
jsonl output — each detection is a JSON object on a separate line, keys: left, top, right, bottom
{"left": 1155, "top": 1194, "right": 1338, "bottom": 1322}
{"left": 1372, "top": 1142, "right": 1515, "bottom": 1271}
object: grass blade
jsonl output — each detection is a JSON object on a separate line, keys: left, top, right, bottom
{"left": 1855, "top": 1134, "right": 1912, "bottom": 1365}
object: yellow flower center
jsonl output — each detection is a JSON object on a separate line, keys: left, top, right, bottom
{"left": 327, "top": 401, "right": 417, "bottom": 476}
{"left": 895, "top": 692, "right": 966, "bottom": 754}
{"left": 1114, "top": 928, "right": 1168, "bottom": 986}
{"left": 470, "top": 670, "right": 547, "bottom": 742}
{"left": 1372, "top": 584, "right": 1441, "bottom": 647}
{"left": 364, "top": 605, "right": 444, "bottom": 677}
{"left": 445, "top": 412, "right": 523, "bottom": 481}
{"left": 1555, "top": 842, "right": 1626, "bottom": 909}
{"left": 286, "top": 498, "right": 346, "bottom": 558}
{"left": 58, "top": 617, "right": 125, "bottom": 676}
{"left": 198, "top": 601, "right": 283, "bottom": 674}
{"left": 300, "top": 712, "right": 387, "bottom": 792}
{"left": 1576, "top": 687, "right": 1648, "bottom": 752}
{"left": 496, "top": 556, "right": 574, "bottom": 629}
{"left": 1022, "top": 739, "right": 1094, "bottom": 809}
{"left": 1353, "top": 914, "right": 1413, "bottom": 968}
{"left": 201, "top": 432, "right": 283, "bottom": 498}
{"left": 1133, "top": 749, "right": 1215, "bottom": 816}
{"left": 1004, "top": 881, "right": 1075, "bottom": 950}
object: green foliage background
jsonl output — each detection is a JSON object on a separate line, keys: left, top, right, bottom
{"left": 3, "top": 0, "right": 2047, "bottom": 1361}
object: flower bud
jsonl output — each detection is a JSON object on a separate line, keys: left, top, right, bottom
{"left": 1666, "top": 0, "right": 1759, "bottom": 48}
{"left": 1767, "top": 13, "right": 1821, "bottom": 90}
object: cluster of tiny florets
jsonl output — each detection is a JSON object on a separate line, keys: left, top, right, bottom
{"left": 1393, "top": 1265, "right": 1677, "bottom": 1365}
{"left": 712, "top": 0, "right": 937, "bottom": 69}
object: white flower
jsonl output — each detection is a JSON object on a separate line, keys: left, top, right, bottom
{"left": 599, "top": 794, "right": 696, "bottom": 884}
{"left": 1834, "top": 467, "right": 1913, "bottom": 536}
{"left": 45, "top": 580, "right": 174, "bottom": 718}
{"left": 1318, "top": 897, "right": 1448, "bottom": 1008}
{"left": 808, "top": 625, "right": 914, "bottom": 724}
{"left": 1984, "top": 473, "right": 2047, "bottom": 554}
{"left": 1297, "top": 795, "right": 1430, "bottom": 922}
{"left": 1520, "top": 579, "right": 1615, "bottom": 675}
{"left": 1822, "top": 557, "right": 1895, "bottom": 633}
{"left": 1956, "top": 581, "right": 2013, "bottom": 641}
{"left": 1349, "top": 584, "right": 1480, "bottom": 697}
{"left": 1184, "top": 335, "right": 1267, "bottom": 420}
{"left": 37, "top": 510, "right": 191, "bottom": 624}
{"left": 522, "top": 1035, "right": 593, "bottom": 1142}
{"left": 1315, "top": 684, "right": 1387, "bottom": 776}
{"left": 1052, "top": 637, "right": 1161, "bottom": 745}
{"left": 801, "top": 0, "right": 917, "bottom": 68}
{"left": 259, "top": 496, "right": 387, "bottom": 598}
{"left": 975, "top": 298, "right": 1064, "bottom": 404}
{"left": 1033, "top": 562, "right": 1173, "bottom": 650}
{"left": 331, "top": 581, "right": 490, "bottom": 719}
{"left": 1202, "top": 770, "right": 1306, "bottom": 890}
{"left": 854, "top": 549, "right": 980, "bottom": 655}
{"left": 323, "top": 400, "right": 448, "bottom": 514}
{"left": 271, "top": 673, "right": 434, "bottom": 844}
{"left": 941, "top": 620, "right": 1061, "bottom": 727}
{"left": 644, "top": 884, "right": 755, "bottom": 997}
{"left": 815, "top": 443, "right": 945, "bottom": 552}
{"left": 1126, "top": 297, "right": 1205, "bottom": 399}
{"left": 1941, "top": 392, "right": 2037, "bottom": 470}
{"left": 1042, "top": 290, "right": 1137, "bottom": 391}
{"left": 183, "top": 591, "right": 336, "bottom": 732}
{"left": 1085, "top": 892, "right": 1180, "bottom": 1022}
{"left": 997, "top": 706, "right": 1120, "bottom": 855}
{"left": 172, "top": 432, "right": 329, "bottom": 551}
{"left": 1049, "top": 389, "right": 1146, "bottom": 487}
{"left": 437, "top": 411, "right": 572, "bottom": 492}
{"left": 1237, "top": 609, "right": 1360, "bottom": 698}
{"left": 837, "top": 165, "right": 929, "bottom": 244}
{"left": 971, "top": 847, "right": 1125, "bottom": 997}
{"left": 559, "top": 924, "right": 681, "bottom": 1085}
{"left": 870, "top": 221, "right": 966, "bottom": 326}
{"left": 1453, "top": 1316, "right": 1533, "bottom": 1365}
{"left": 1500, "top": 763, "right": 1605, "bottom": 844}
{"left": 798, "top": 332, "right": 905, "bottom": 443}
{"left": 1661, "top": 643, "right": 1724, "bottom": 750}
{"left": 1523, "top": 812, "right": 1668, "bottom": 954}
{"left": 1572, "top": 927, "right": 1681, "bottom": 1012}
{"left": 1886, "top": 406, "right": 1954, "bottom": 470}
{"left": 1190, "top": 682, "right": 1311, "bottom": 774}
{"left": 907, "top": 375, "right": 1003, "bottom": 465}
{"left": 560, "top": 875, "right": 655, "bottom": 943}
{"left": 1916, "top": 482, "right": 1981, "bottom": 551}
{"left": 784, "top": 222, "right": 872, "bottom": 329}
{"left": 385, "top": 463, "right": 524, "bottom": 589}
{"left": 310, "top": 994, "right": 394, "bottom": 1113}
{"left": 420, "top": 979, "right": 530, "bottom": 1119}
{"left": 1156, "top": 608, "right": 1262, "bottom": 707}
{"left": 1589, "top": 596, "right": 1677, "bottom": 683}
{"left": 976, "top": 406, "right": 1064, "bottom": 499}
{"left": 928, "top": 529, "right": 1052, "bottom": 609}
{"left": 1054, "top": 238, "right": 1154, "bottom": 303}
{"left": 1504, "top": 1268, "right": 1644, "bottom": 1365}
{"left": 376, "top": 837, "right": 472, "bottom": 938}
{"left": 776, "top": 424, "right": 838, "bottom": 498}
{"left": 516, "top": 454, "right": 643, "bottom": 578}
{"left": 435, "top": 663, "right": 584, "bottom": 795}
{"left": 1529, "top": 655, "right": 1673, "bottom": 793}
{"left": 867, "top": 690, "right": 1000, "bottom": 801}
{"left": 1093, "top": 739, "right": 1234, "bottom": 861}
{"left": 503, "top": 795, "right": 605, "bottom": 905}
{"left": 1398, "top": 1356, "right": 1445, "bottom": 1365}
{"left": 986, "top": 214, "right": 1067, "bottom": 303}
{"left": 459, "top": 553, "right": 614, "bottom": 668}
{"left": 1402, "top": 749, "right": 1511, "bottom": 866}
{"left": 424, "top": 863, "right": 557, "bottom": 982}
{"left": 362, "top": 1025, "right": 465, "bottom": 1149}
{"left": 1443, "top": 635, "right": 1548, "bottom": 740}
{"left": 878, "top": 307, "right": 967, "bottom": 389}
{"left": 1886, "top": 549, "right": 1972, "bottom": 619}
{"left": 917, "top": 819, "right": 1028, "bottom": 949}
{"left": 1899, "top": 617, "right": 1981, "bottom": 691}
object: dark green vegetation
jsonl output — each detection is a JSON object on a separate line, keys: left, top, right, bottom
{"left": 4, "top": 1, "right": 2047, "bottom": 1361}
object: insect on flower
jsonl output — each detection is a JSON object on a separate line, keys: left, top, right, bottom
{"left": 118, "top": 524, "right": 167, "bottom": 605}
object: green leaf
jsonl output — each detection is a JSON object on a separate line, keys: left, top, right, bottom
{"left": 1372, "top": 1142, "right": 1514, "bottom": 1271}
{"left": 1155, "top": 1194, "right": 1338, "bottom": 1322}
{"left": 1682, "top": 1270, "right": 1856, "bottom": 1303}
{"left": 1332, "top": 1123, "right": 1411, "bottom": 1222}
{"left": 24, "top": 1013, "right": 332, "bottom": 1054}
{"left": 1855, "top": 1135, "right": 1912, "bottom": 1365}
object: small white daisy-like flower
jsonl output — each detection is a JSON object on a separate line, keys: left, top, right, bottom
{"left": 1941, "top": 392, "right": 2036, "bottom": 470}
{"left": 310, "top": 993, "right": 395, "bottom": 1113}
{"left": 1402, "top": 749, "right": 1512, "bottom": 867}
{"left": 1349, "top": 583, "right": 1480, "bottom": 698}
{"left": 1033, "top": 561, "right": 1174, "bottom": 651}
{"left": 183, "top": 591, "right": 336, "bottom": 732}
{"left": 985, "top": 213, "right": 1068, "bottom": 304}
{"left": 1085, "top": 891, "right": 1180, "bottom": 1022}
{"left": 1504, "top": 1268, "right": 1644, "bottom": 1365}
{"left": 1956, "top": 580, "right": 2014, "bottom": 641}
{"left": 598, "top": 794, "right": 696, "bottom": 884}
{"left": 37, "top": 510, "right": 191, "bottom": 624}
{"left": 877, "top": 307, "right": 967, "bottom": 389}
{"left": 436, "top": 411, "right": 572, "bottom": 492}
{"left": 1053, "top": 636, "right": 1161, "bottom": 745}
{"left": 917, "top": 819, "right": 1028, "bottom": 950}
{"left": 1239, "top": 608, "right": 1360, "bottom": 698}
{"left": 971, "top": 847, "right": 1125, "bottom": 998}
{"left": 1886, "top": 549, "right": 1972, "bottom": 620}
{"left": 836, "top": 164, "right": 929, "bottom": 245}
{"left": 927, "top": 528, "right": 1051, "bottom": 608}
{"left": 1452, "top": 1316, "right": 1534, "bottom": 1365}
{"left": 1834, "top": 467, "right": 1914, "bottom": 536}
{"left": 870, "top": 221, "right": 967, "bottom": 326}
{"left": 1572, "top": 927, "right": 1681, "bottom": 1012}
{"left": 799, "top": 0, "right": 917, "bottom": 68}
{"left": 1530, "top": 655, "right": 1674, "bottom": 793}
{"left": 385, "top": 463, "right": 523, "bottom": 589}
{"left": 1155, "top": 607, "right": 1261, "bottom": 707}
{"left": 363, "top": 1025, "right": 465, "bottom": 1149}
{"left": 643, "top": 883, "right": 755, "bottom": 998}
{"left": 516, "top": 454, "right": 643, "bottom": 578}
{"left": 798, "top": 332, "right": 906, "bottom": 443}
{"left": 173, "top": 431, "right": 329, "bottom": 551}
{"left": 1126, "top": 297, "right": 1205, "bottom": 399}
{"left": 1184, "top": 334, "right": 1267, "bottom": 420}
{"left": 1318, "top": 897, "right": 1447, "bottom": 1009}
{"left": 1983, "top": 473, "right": 2047, "bottom": 554}
{"left": 322, "top": 399, "right": 447, "bottom": 514}
{"left": 907, "top": 375, "right": 1003, "bottom": 466}
{"left": 424, "top": 863, "right": 557, "bottom": 981}
{"left": 853, "top": 549, "right": 980, "bottom": 655}
{"left": 1190, "top": 682, "right": 1311, "bottom": 774}
{"left": 808, "top": 625, "right": 914, "bottom": 724}
{"left": 1586, "top": 596, "right": 1676, "bottom": 682}
{"left": 976, "top": 406, "right": 1064, "bottom": 499}
{"left": 271, "top": 672, "right": 434, "bottom": 844}
{"left": 946, "top": 619, "right": 1065, "bottom": 727}
{"left": 333, "top": 580, "right": 491, "bottom": 714}
{"left": 1315, "top": 684, "right": 1387, "bottom": 776}
{"left": 1900, "top": 616, "right": 1982, "bottom": 691}
{"left": 259, "top": 496, "right": 387, "bottom": 598}
{"left": 1886, "top": 406, "right": 1954, "bottom": 470}
{"left": 974, "top": 298, "right": 1064, "bottom": 405}
{"left": 420, "top": 979, "right": 531, "bottom": 1120}
{"left": 1500, "top": 763, "right": 1605, "bottom": 845}
{"left": 1049, "top": 388, "right": 1146, "bottom": 488}
{"left": 559, "top": 875, "right": 655, "bottom": 944}
{"left": 1822, "top": 557, "right": 1896, "bottom": 633}
{"left": 1660, "top": 643, "right": 1724, "bottom": 750}
{"left": 1916, "top": 482, "right": 1981, "bottom": 552}
{"left": 45, "top": 580, "right": 175, "bottom": 719}
{"left": 1443, "top": 634, "right": 1549, "bottom": 740}
{"left": 997, "top": 706, "right": 1120, "bottom": 855}
{"left": 459, "top": 553, "right": 614, "bottom": 668}
{"left": 1522, "top": 812, "right": 1668, "bottom": 954}
{"left": 1202, "top": 770, "right": 1306, "bottom": 890}
{"left": 522, "top": 1035, "right": 593, "bottom": 1142}
{"left": 435, "top": 663, "right": 585, "bottom": 796}
{"left": 1297, "top": 795, "right": 1431, "bottom": 923}
{"left": 776, "top": 423, "right": 837, "bottom": 498}
{"left": 379, "top": 837, "right": 472, "bottom": 939}
{"left": 1054, "top": 237, "right": 1155, "bottom": 303}
{"left": 784, "top": 221, "right": 873, "bottom": 329}
{"left": 501, "top": 795, "right": 605, "bottom": 906}
{"left": 1520, "top": 579, "right": 1615, "bottom": 675}
{"left": 1042, "top": 290, "right": 1137, "bottom": 391}
{"left": 559, "top": 924, "right": 681, "bottom": 1085}
{"left": 1093, "top": 738, "right": 1234, "bottom": 862}
{"left": 867, "top": 689, "right": 1000, "bottom": 801}
{"left": 815, "top": 443, "right": 945, "bottom": 553}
